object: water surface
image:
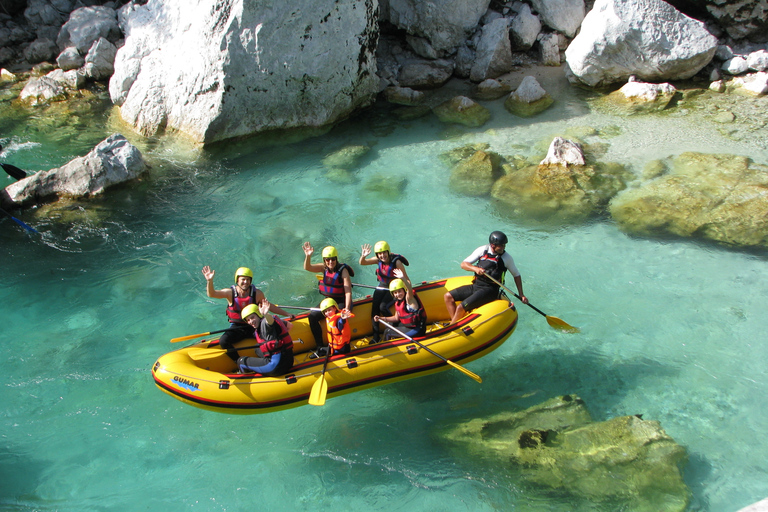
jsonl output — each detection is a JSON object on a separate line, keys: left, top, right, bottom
{"left": 2, "top": 70, "right": 767, "bottom": 511}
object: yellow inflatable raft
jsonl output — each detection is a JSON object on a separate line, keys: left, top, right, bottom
{"left": 152, "top": 276, "right": 518, "bottom": 414}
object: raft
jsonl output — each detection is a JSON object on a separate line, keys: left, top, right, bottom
{"left": 152, "top": 276, "right": 518, "bottom": 414}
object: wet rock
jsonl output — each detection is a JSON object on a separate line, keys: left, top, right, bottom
{"left": 46, "top": 68, "right": 84, "bottom": 89}
{"left": 19, "top": 76, "right": 66, "bottom": 105}
{"left": 449, "top": 149, "right": 503, "bottom": 196}
{"left": 439, "top": 395, "right": 690, "bottom": 512}
{"left": 504, "top": 75, "right": 554, "bottom": 117}
{"left": 610, "top": 152, "right": 768, "bottom": 247}
{"left": 602, "top": 78, "right": 678, "bottom": 113}
{"left": 4, "top": 134, "right": 147, "bottom": 207}
{"left": 433, "top": 95, "right": 491, "bottom": 127}
{"left": 439, "top": 142, "right": 491, "bottom": 167}
{"left": 565, "top": 0, "right": 717, "bottom": 87}
{"left": 473, "top": 78, "right": 512, "bottom": 100}
{"left": 739, "top": 72, "right": 768, "bottom": 96}
{"left": 747, "top": 50, "right": 768, "bottom": 72}
{"left": 491, "top": 137, "right": 630, "bottom": 222}
{"left": 0, "top": 69, "right": 17, "bottom": 82}
{"left": 384, "top": 86, "right": 424, "bottom": 106}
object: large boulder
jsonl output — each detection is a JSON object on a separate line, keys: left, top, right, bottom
{"left": 491, "top": 137, "right": 630, "bottom": 222}
{"left": 4, "top": 134, "right": 146, "bottom": 207}
{"left": 529, "top": 0, "right": 585, "bottom": 37}
{"left": 565, "top": 0, "right": 718, "bottom": 87}
{"left": 449, "top": 149, "right": 503, "bottom": 196}
{"left": 109, "top": 0, "right": 379, "bottom": 144}
{"left": 469, "top": 17, "right": 513, "bottom": 82}
{"left": 440, "top": 395, "right": 690, "bottom": 511}
{"left": 385, "top": 0, "right": 491, "bottom": 54}
{"left": 609, "top": 152, "right": 768, "bottom": 248}
{"left": 56, "top": 6, "right": 121, "bottom": 54}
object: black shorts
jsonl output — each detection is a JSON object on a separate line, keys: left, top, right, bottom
{"left": 450, "top": 284, "right": 499, "bottom": 311}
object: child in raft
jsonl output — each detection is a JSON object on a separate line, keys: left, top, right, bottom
{"left": 318, "top": 297, "right": 354, "bottom": 356}
{"left": 236, "top": 301, "right": 295, "bottom": 376}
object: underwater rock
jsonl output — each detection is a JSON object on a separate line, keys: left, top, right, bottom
{"left": 433, "top": 95, "right": 491, "bottom": 127}
{"left": 322, "top": 145, "right": 371, "bottom": 172}
{"left": 362, "top": 174, "right": 408, "bottom": 199}
{"left": 383, "top": 86, "right": 425, "bottom": 106}
{"left": 504, "top": 76, "right": 554, "bottom": 117}
{"left": 439, "top": 143, "right": 491, "bottom": 167}
{"left": 609, "top": 152, "right": 768, "bottom": 248}
{"left": 440, "top": 394, "right": 690, "bottom": 512}
{"left": 449, "top": 150, "right": 503, "bottom": 197}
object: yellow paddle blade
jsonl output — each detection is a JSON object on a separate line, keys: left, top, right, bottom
{"left": 308, "top": 375, "right": 328, "bottom": 406}
{"left": 546, "top": 315, "right": 580, "bottom": 333}
{"left": 170, "top": 332, "right": 211, "bottom": 343}
{"left": 446, "top": 360, "right": 482, "bottom": 383}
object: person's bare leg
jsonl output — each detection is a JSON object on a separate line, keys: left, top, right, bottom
{"left": 450, "top": 303, "right": 467, "bottom": 325}
{"left": 444, "top": 291, "right": 457, "bottom": 321}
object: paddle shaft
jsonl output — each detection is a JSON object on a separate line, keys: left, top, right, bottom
{"left": 278, "top": 305, "right": 321, "bottom": 311}
{"left": 170, "top": 328, "right": 231, "bottom": 343}
{"left": 0, "top": 207, "right": 39, "bottom": 234}
{"left": 314, "top": 274, "right": 387, "bottom": 291}
{"left": 482, "top": 274, "right": 543, "bottom": 316}
{"left": 378, "top": 319, "right": 482, "bottom": 383}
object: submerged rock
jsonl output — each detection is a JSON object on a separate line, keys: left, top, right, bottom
{"left": 322, "top": 145, "right": 371, "bottom": 172}
{"left": 602, "top": 78, "right": 678, "bottom": 113}
{"left": 449, "top": 149, "right": 503, "bottom": 196}
{"left": 439, "top": 395, "right": 690, "bottom": 512}
{"left": 433, "top": 95, "right": 491, "bottom": 127}
{"left": 609, "top": 152, "right": 768, "bottom": 248}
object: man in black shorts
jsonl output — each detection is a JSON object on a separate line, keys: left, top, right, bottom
{"left": 444, "top": 231, "right": 528, "bottom": 324}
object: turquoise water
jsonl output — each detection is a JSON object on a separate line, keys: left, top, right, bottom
{"left": 2, "top": 71, "right": 768, "bottom": 511}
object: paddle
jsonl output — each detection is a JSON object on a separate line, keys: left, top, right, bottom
{"left": 188, "top": 339, "right": 305, "bottom": 362}
{"left": 1, "top": 163, "right": 26, "bottom": 181}
{"left": 308, "top": 348, "right": 332, "bottom": 406}
{"left": 0, "top": 207, "right": 39, "bottom": 234}
{"left": 378, "top": 319, "right": 482, "bottom": 383}
{"left": 483, "top": 274, "right": 579, "bottom": 333}
{"left": 170, "top": 328, "right": 231, "bottom": 343}
{"left": 313, "top": 274, "right": 387, "bottom": 291}
{"left": 278, "top": 305, "right": 321, "bottom": 311}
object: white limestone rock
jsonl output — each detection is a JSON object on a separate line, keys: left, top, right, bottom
{"left": 722, "top": 56, "right": 749, "bottom": 75}
{"left": 5, "top": 134, "right": 146, "bottom": 206}
{"left": 747, "top": 50, "right": 768, "bottom": 72}
{"left": 509, "top": 3, "right": 541, "bottom": 51}
{"left": 19, "top": 76, "right": 66, "bottom": 105}
{"left": 109, "top": 0, "right": 379, "bottom": 144}
{"left": 564, "top": 0, "right": 718, "bottom": 87}
{"left": 387, "top": 0, "right": 491, "bottom": 54}
{"left": 529, "top": 0, "right": 585, "bottom": 37}
{"left": 56, "top": 6, "right": 121, "bottom": 54}
{"left": 470, "top": 17, "right": 513, "bottom": 82}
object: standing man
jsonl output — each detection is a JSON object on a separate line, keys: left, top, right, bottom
{"left": 444, "top": 231, "right": 528, "bottom": 324}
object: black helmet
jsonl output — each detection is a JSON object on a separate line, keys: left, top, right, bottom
{"left": 489, "top": 231, "right": 508, "bottom": 245}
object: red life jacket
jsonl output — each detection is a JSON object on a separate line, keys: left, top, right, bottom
{"left": 226, "top": 285, "right": 260, "bottom": 323}
{"left": 475, "top": 249, "right": 507, "bottom": 287}
{"left": 256, "top": 317, "right": 293, "bottom": 356}
{"left": 375, "top": 253, "right": 409, "bottom": 285}
{"left": 395, "top": 293, "right": 426, "bottom": 330}
{"left": 326, "top": 311, "right": 354, "bottom": 353}
{"left": 318, "top": 263, "right": 354, "bottom": 299}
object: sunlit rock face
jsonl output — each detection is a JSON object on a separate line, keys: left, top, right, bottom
{"left": 564, "top": 0, "right": 718, "bottom": 88}
{"left": 610, "top": 152, "right": 768, "bottom": 248}
{"left": 109, "top": 0, "right": 379, "bottom": 144}
{"left": 439, "top": 395, "right": 690, "bottom": 512}
{"left": 4, "top": 134, "right": 146, "bottom": 206}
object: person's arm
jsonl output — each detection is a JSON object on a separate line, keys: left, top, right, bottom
{"left": 359, "top": 244, "right": 377, "bottom": 265}
{"left": 302, "top": 242, "right": 325, "bottom": 272}
{"left": 512, "top": 275, "right": 528, "bottom": 304}
{"left": 394, "top": 259, "right": 412, "bottom": 288}
{"left": 460, "top": 246, "right": 487, "bottom": 274}
{"left": 501, "top": 253, "right": 528, "bottom": 304}
{"left": 202, "top": 266, "right": 233, "bottom": 300}
{"left": 342, "top": 268, "right": 353, "bottom": 310}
